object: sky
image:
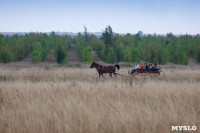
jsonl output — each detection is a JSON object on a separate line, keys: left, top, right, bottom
{"left": 0, "top": 0, "right": 200, "bottom": 34}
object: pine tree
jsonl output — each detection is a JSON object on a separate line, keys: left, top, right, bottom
{"left": 55, "top": 39, "right": 66, "bottom": 64}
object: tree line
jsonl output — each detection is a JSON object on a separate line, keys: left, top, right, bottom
{"left": 1, "top": 27, "right": 200, "bottom": 65}
{"left": 0, "top": 32, "right": 71, "bottom": 64}
{"left": 76, "top": 26, "right": 200, "bottom": 65}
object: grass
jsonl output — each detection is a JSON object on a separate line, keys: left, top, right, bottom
{"left": 75, "top": 63, "right": 81, "bottom": 67}
{"left": 120, "top": 63, "right": 133, "bottom": 67}
{"left": 0, "top": 66, "right": 200, "bottom": 133}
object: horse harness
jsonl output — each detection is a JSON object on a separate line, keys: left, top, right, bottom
{"left": 98, "top": 64, "right": 104, "bottom": 71}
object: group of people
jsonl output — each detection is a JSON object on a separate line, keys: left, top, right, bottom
{"left": 131, "top": 62, "right": 158, "bottom": 74}
{"left": 135, "top": 63, "right": 157, "bottom": 70}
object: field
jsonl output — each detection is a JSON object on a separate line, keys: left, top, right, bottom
{"left": 0, "top": 64, "right": 200, "bottom": 133}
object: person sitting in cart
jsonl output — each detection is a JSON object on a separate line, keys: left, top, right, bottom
{"left": 154, "top": 63, "right": 157, "bottom": 68}
{"left": 151, "top": 63, "right": 158, "bottom": 72}
{"left": 149, "top": 64, "right": 153, "bottom": 72}
{"left": 141, "top": 64, "right": 145, "bottom": 69}
{"left": 135, "top": 63, "right": 140, "bottom": 69}
{"left": 131, "top": 63, "right": 140, "bottom": 74}
{"left": 154, "top": 63, "right": 158, "bottom": 72}
{"left": 145, "top": 63, "right": 149, "bottom": 72}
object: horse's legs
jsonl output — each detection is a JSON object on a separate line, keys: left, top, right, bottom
{"left": 110, "top": 73, "right": 112, "bottom": 78}
{"left": 99, "top": 72, "right": 105, "bottom": 78}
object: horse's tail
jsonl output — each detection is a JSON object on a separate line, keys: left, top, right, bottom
{"left": 114, "top": 64, "right": 120, "bottom": 71}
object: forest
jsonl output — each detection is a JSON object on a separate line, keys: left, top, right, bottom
{"left": 0, "top": 32, "right": 71, "bottom": 64}
{"left": 0, "top": 26, "right": 200, "bottom": 65}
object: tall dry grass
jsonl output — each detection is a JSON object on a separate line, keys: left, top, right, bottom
{"left": 0, "top": 66, "right": 200, "bottom": 133}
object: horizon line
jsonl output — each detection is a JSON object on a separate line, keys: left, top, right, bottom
{"left": 1, "top": 31, "right": 199, "bottom": 36}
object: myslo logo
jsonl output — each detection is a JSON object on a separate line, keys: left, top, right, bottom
{"left": 171, "top": 126, "right": 197, "bottom": 131}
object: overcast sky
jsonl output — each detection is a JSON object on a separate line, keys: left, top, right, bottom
{"left": 0, "top": 0, "right": 199, "bottom": 34}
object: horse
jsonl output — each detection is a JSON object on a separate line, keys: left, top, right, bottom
{"left": 90, "top": 61, "right": 120, "bottom": 78}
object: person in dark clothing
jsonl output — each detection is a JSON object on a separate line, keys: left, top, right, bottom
{"left": 154, "top": 62, "right": 157, "bottom": 68}
{"left": 145, "top": 63, "right": 149, "bottom": 72}
{"left": 154, "top": 62, "right": 158, "bottom": 72}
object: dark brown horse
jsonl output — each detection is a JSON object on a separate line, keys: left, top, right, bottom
{"left": 90, "top": 61, "right": 120, "bottom": 78}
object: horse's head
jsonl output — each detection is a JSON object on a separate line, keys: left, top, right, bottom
{"left": 90, "top": 61, "right": 96, "bottom": 68}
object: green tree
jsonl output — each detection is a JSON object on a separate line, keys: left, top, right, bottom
{"left": 55, "top": 39, "right": 66, "bottom": 64}
{"left": 75, "top": 33, "right": 85, "bottom": 60}
{"left": 83, "top": 46, "right": 94, "bottom": 62}
{"left": 131, "top": 46, "right": 140, "bottom": 63}
{"left": 107, "top": 47, "right": 116, "bottom": 63}
{"left": 31, "top": 42, "right": 43, "bottom": 63}
{"left": 96, "top": 40, "right": 106, "bottom": 60}
{"left": 176, "top": 45, "right": 188, "bottom": 65}
{"left": 102, "top": 26, "right": 113, "bottom": 48}
{"left": 195, "top": 44, "right": 200, "bottom": 62}
{"left": 123, "top": 47, "right": 132, "bottom": 62}
{"left": 0, "top": 46, "right": 14, "bottom": 63}
{"left": 116, "top": 43, "right": 124, "bottom": 62}
{"left": 83, "top": 26, "right": 89, "bottom": 43}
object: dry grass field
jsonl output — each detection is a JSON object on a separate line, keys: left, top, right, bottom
{"left": 0, "top": 64, "right": 200, "bottom": 133}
